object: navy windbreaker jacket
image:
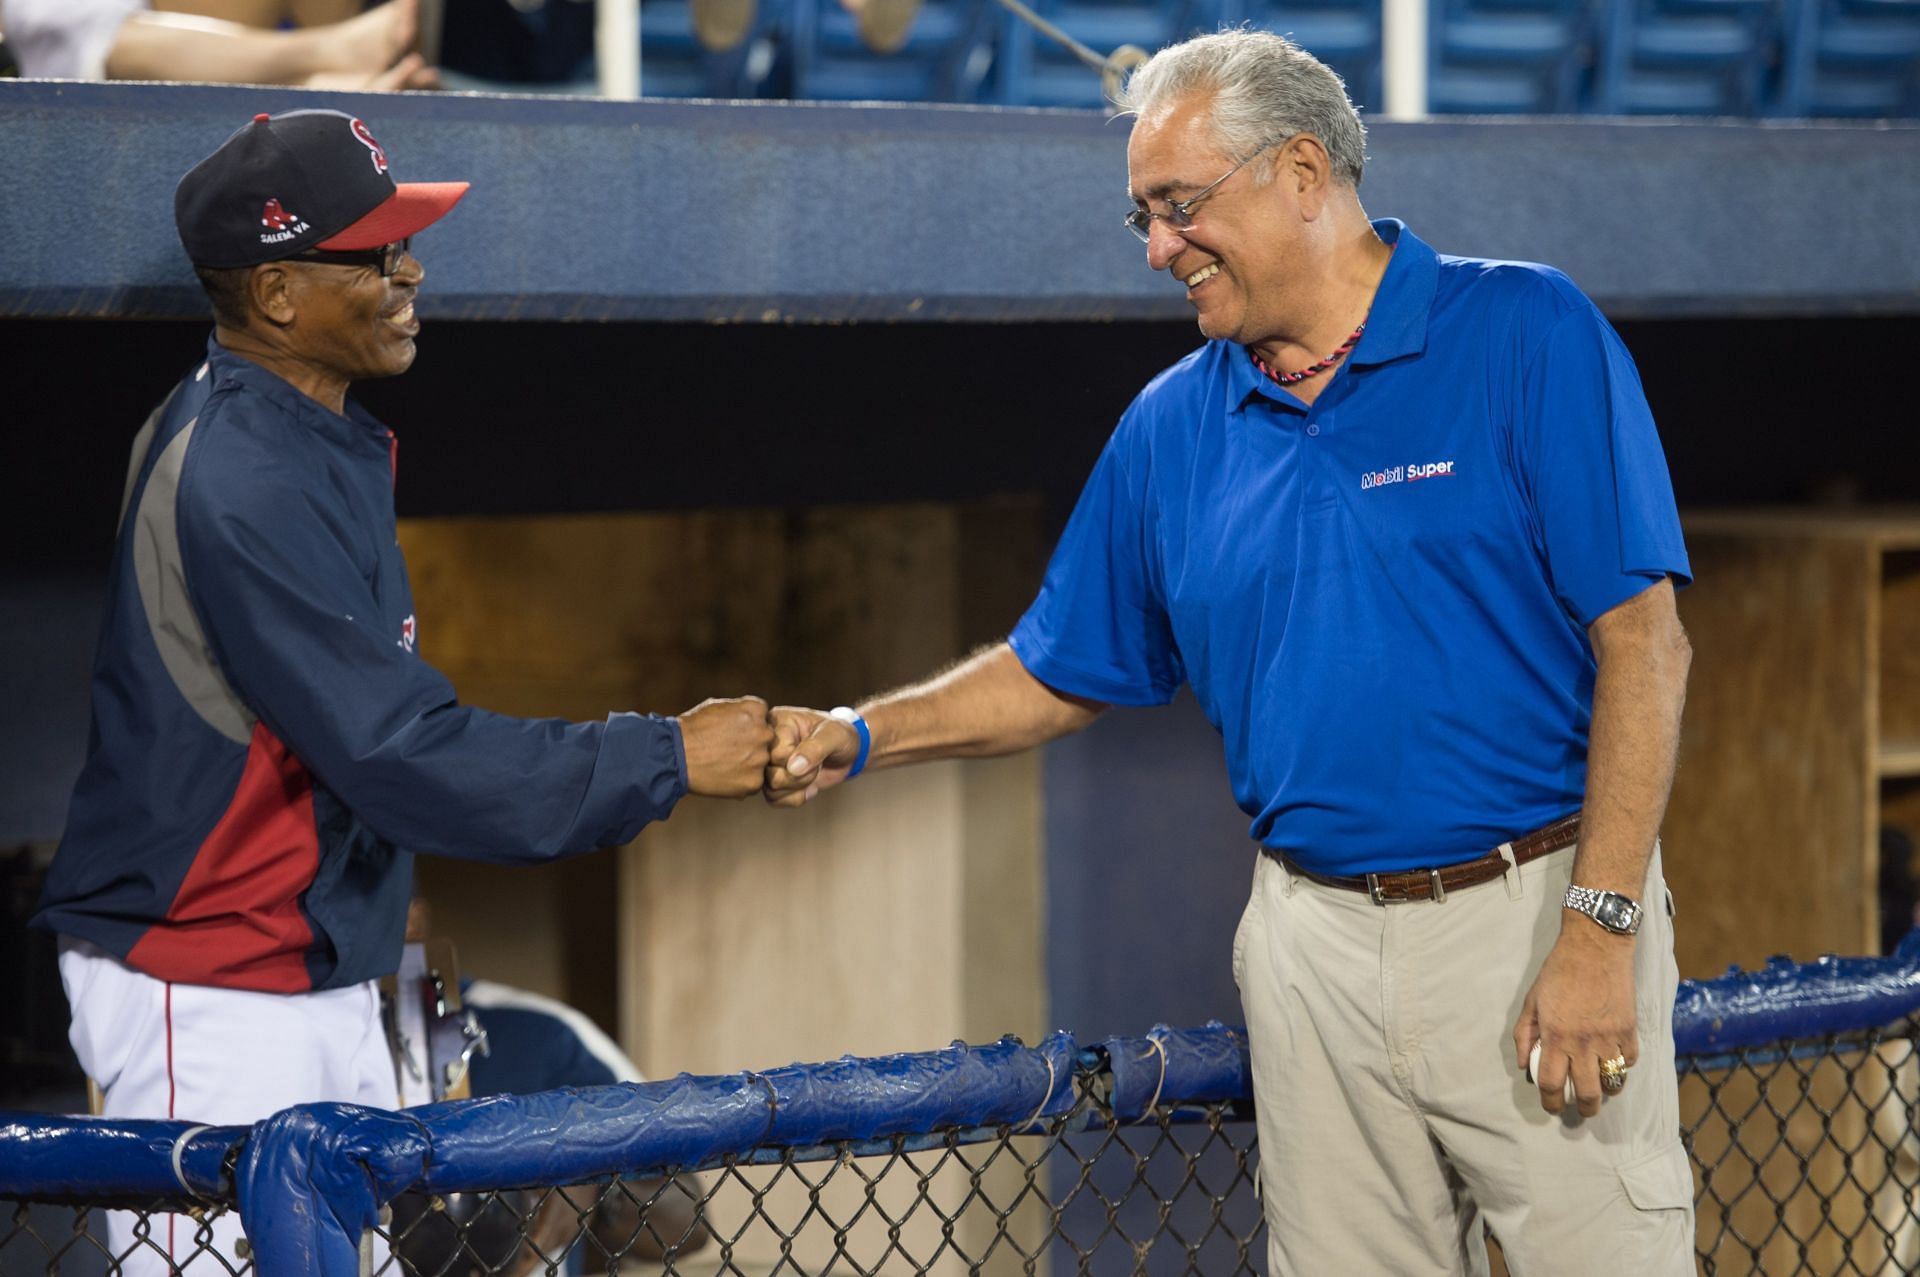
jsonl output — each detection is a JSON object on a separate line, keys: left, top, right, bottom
{"left": 34, "top": 339, "right": 687, "bottom": 992}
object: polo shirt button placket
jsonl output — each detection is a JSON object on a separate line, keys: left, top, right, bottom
{"left": 1306, "top": 424, "right": 1320, "bottom": 436}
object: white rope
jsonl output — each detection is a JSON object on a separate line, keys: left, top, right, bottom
{"left": 1019, "top": 1054, "right": 1059, "bottom": 1132}
{"left": 1134, "top": 1035, "right": 1169, "bottom": 1124}
{"left": 989, "top": 0, "right": 1104, "bottom": 71}
{"left": 752, "top": 1073, "right": 781, "bottom": 1144}
{"left": 170, "top": 1125, "right": 211, "bottom": 1196}
{"left": 984, "top": 0, "right": 1148, "bottom": 105}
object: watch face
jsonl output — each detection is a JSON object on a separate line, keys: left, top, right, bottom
{"left": 1597, "top": 896, "right": 1639, "bottom": 931}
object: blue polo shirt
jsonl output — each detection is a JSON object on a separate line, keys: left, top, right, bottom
{"left": 1008, "top": 220, "right": 1689, "bottom": 874}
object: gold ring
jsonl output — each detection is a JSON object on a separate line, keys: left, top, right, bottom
{"left": 1599, "top": 1054, "right": 1629, "bottom": 1094}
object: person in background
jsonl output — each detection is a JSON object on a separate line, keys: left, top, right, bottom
{"left": 0, "top": 0, "right": 434, "bottom": 88}
{"left": 385, "top": 900, "right": 716, "bottom": 1276}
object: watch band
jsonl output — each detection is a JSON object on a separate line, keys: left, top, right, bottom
{"left": 1563, "top": 884, "right": 1643, "bottom": 935}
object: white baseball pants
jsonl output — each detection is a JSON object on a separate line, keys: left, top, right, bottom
{"left": 58, "top": 937, "right": 396, "bottom": 1274}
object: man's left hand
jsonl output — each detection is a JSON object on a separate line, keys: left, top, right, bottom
{"left": 1513, "top": 927, "right": 1637, "bottom": 1118}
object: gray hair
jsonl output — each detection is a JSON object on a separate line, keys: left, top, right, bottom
{"left": 1114, "top": 30, "right": 1369, "bottom": 187}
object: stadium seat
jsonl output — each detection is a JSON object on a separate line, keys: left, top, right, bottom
{"left": 1594, "top": 0, "right": 1780, "bottom": 115}
{"left": 640, "top": 0, "right": 780, "bottom": 98}
{"left": 1227, "top": 0, "right": 1385, "bottom": 113}
{"left": 993, "top": 0, "right": 1226, "bottom": 108}
{"left": 789, "top": 0, "right": 1003, "bottom": 101}
{"left": 629, "top": 0, "right": 1918, "bottom": 117}
{"left": 1776, "top": 0, "right": 1920, "bottom": 115}
{"left": 1429, "top": 0, "right": 1596, "bottom": 113}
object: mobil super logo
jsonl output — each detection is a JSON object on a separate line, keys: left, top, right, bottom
{"left": 1361, "top": 460, "right": 1456, "bottom": 491}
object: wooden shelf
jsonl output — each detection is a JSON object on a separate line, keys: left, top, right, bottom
{"left": 1881, "top": 739, "right": 1920, "bottom": 778}
{"left": 1665, "top": 507, "right": 1920, "bottom": 976}
{"left": 1683, "top": 508, "right": 1920, "bottom": 547}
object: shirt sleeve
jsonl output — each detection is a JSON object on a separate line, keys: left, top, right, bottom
{"left": 1514, "top": 299, "right": 1692, "bottom": 627}
{"left": 1008, "top": 414, "right": 1184, "bottom": 705}
{"left": 1, "top": 0, "right": 144, "bottom": 78}
{"left": 173, "top": 421, "right": 686, "bottom": 865}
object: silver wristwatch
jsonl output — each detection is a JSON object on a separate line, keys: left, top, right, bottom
{"left": 1563, "top": 885, "right": 1643, "bottom": 935}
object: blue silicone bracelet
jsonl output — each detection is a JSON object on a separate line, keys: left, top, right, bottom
{"left": 829, "top": 706, "right": 872, "bottom": 779}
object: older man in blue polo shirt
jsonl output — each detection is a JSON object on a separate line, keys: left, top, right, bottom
{"left": 765, "top": 29, "right": 1694, "bottom": 1276}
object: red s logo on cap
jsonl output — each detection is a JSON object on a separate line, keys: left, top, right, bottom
{"left": 349, "top": 118, "right": 389, "bottom": 174}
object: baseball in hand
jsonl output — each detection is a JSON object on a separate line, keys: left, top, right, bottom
{"left": 1526, "top": 1042, "right": 1578, "bottom": 1103}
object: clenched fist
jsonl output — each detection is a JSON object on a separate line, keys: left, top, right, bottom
{"left": 678, "top": 696, "right": 775, "bottom": 799}
{"left": 762, "top": 705, "right": 864, "bottom": 807}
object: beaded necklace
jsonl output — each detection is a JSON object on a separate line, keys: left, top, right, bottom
{"left": 1248, "top": 321, "right": 1367, "bottom": 387}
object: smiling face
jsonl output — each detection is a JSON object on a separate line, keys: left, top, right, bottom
{"left": 282, "top": 245, "right": 425, "bottom": 386}
{"left": 1127, "top": 92, "right": 1313, "bottom": 348}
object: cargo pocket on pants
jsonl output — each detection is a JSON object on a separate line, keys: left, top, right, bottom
{"left": 1615, "top": 1139, "right": 1696, "bottom": 1270}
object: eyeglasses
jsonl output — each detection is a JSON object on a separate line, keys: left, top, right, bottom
{"left": 290, "top": 237, "right": 412, "bottom": 277}
{"left": 1123, "top": 138, "right": 1291, "bottom": 244}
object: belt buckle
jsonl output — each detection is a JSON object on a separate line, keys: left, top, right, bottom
{"left": 1365, "top": 870, "right": 1447, "bottom": 904}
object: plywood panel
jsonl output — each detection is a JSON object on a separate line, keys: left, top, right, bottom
{"left": 395, "top": 500, "right": 1048, "bottom": 1066}
{"left": 622, "top": 752, "right": 1046, "bottom": 1083}
{"left": 1666, "top": 532, "right": 1876, "bottom": 976}
{"left": 400, "top": 506, "right": 973, "bottom": 713}
{"left": 1879, "top": 551, "right": 1920, "bottom": 749}
{"left": 607, "top": 502, "right": 1051, "bottom": 1277}
{"left": 412, "top": 852, "right": 618, "bottom": 1026}
{"left": 624, "top": 770, "right": 967, "bottom": 1075}
{"left": 621, "top": 768, "right": 1050, "bottom": 1274}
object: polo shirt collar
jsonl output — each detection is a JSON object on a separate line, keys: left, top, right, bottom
{"left": 1229, "top": 217, "right": 1438, "bottom": 411}
{"left": 1348, "top": 218, "right": 1436, "bottom": 369}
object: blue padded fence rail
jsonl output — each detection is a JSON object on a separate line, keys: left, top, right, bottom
{"left": 267, "top": 1034, "right": 1089, "bottom": 1273}
{"left": 1673, "top": 928, "right": 1920, "bottom": 1057}
{"left": 0, "top": 1117, "right": 245, "bottom": 1204}
{"left": 8, "top": 942, "right": 1920, "bottom": 1273}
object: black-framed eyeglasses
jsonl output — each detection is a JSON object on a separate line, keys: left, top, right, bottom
{"left": 290, "top": 237, "right": 412, "bottom": 277}
{"left": 1123, "top": 137, "right": 1292, "bottom": 244}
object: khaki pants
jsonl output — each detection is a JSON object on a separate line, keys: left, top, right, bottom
{"left": 1234, "top": 844, "right": 1696, "bottom": 1276}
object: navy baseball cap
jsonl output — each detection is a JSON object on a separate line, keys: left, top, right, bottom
{"left": 175, "top": 109, "right": 469, "bottom": 269}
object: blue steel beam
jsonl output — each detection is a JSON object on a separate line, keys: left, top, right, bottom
{"left": 1, "top": 80, "right": 1916, "bottom": 320}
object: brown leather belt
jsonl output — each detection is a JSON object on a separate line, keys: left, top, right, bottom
{"left": 1266, "top": 812, "right": 1582, "bottom": 904}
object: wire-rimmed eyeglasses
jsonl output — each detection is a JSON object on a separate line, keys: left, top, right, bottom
{"left": 1123, "top": 137, "right": 1291, "bottom": 244}
{"left": 291, "top": 237, "right": 413, "bottom": 278}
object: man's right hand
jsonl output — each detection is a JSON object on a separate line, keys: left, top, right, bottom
{"left": 763, "top": 706, "right": 865, "bottom": 807}
{"left": 677, "top": 696, "right": 775, "bottom": 798}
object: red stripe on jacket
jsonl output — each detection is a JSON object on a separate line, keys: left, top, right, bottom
{"left": 126, "top": 722, "right": 321, "bottom": 992}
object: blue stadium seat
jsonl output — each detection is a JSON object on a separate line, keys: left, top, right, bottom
{"left": 637, "top": 0, "right": 1917, "bottom": 116}
{"left": 1594, "top": 0, "right": 1779, "bottom": 115}
{"left": 640, "top": 0, "right": 780, "bottom": 97}
{"left": 789, "top": 0, "right": 1003, "bottom": 101}
{"left": 993, "top": 0, "right": 1225, "bottom": 108}
{"left": 1227, "top": 0, "right": 1385, "bottom": 113}
{"left": 1776, "top": 0, "right": 1920, "bottom": 114}
{"left": 1429, "top": 0, "right": 1596, "bottom": 113}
